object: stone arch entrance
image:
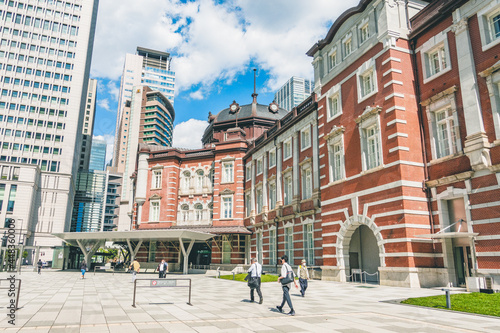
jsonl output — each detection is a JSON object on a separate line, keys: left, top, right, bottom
{"left": 336, "top": 215, "right": 385, "bottom": 283}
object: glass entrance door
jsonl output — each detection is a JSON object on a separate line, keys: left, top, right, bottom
{"left": 454, "top": 246, "right": 472, "bottom": 287}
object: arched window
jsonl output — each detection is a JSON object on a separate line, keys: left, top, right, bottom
{"left": 182, "top": 171, "right": 191, "bottom": 191}
{"left": 196, "top": 170, "right": 204, "bottom": 191}
{"left": 181, "top": 204, "right": 189, "bottom": 221}
{"left": 195, "top": 203, "right": 203, "bottom": 221}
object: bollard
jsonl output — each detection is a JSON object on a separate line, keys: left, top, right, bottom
{"left": 442, "top": 288, "right": 451, "bottom": 309}
{"left": 232, "top": 272, "right": 235, "bottom": 280}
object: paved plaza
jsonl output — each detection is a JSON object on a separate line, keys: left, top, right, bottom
{"left": 0, "top": 269, "right": 499, "bottom": 332}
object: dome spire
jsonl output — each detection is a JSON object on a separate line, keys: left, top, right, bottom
{"left": 252, "top": 68, "right": 258, "bottom": 104}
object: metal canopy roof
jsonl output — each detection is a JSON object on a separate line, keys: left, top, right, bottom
{"left": 415, "top": 232, "right": 479, "bottom": 239}
{"left": 53, "top": 229, "right": 214, "bottom": 246}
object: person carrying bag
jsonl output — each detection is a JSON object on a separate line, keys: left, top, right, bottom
{"left": 246, "top": 258, "right": 263, "bottom": 304}
{"left": 276, "top": 255, "right": 298, "bottom": 316}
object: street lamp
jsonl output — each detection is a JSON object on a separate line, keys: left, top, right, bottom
{"left": 274, "top": 216, "right": 279, "bottom": 274}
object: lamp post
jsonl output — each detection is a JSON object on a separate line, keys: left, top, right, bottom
{"left": 274, "top": 216, "right": 279, "bottom": 274}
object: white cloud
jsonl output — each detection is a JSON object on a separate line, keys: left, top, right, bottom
{"left": 93, "top": 134, "right": 115, "bottom": 165}
{"left": 90, "top": 0, "right": 358, "bottom": 96}
{"left": 106, "top": 81, "right": 120, "bottom": 101}
{"left": 172, "top": 119, "right": 208, "bottom": 149}
{"left": 97, "top": 98, "right": 111, "bottom": 111}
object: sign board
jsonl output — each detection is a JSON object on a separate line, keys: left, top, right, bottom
{"left": 150, "top": 279, "right": 177, "bottom": 287}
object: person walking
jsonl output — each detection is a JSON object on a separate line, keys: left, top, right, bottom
{"left": 247, "top": 258, "right": 263, "bottom": 304}
{"left": 37, "top": 259, "right": 43, "bottom": 275}
{"left": 276, "top": 255, "right": 298, "bottom": 316}
{"left": 157, "top": 259, "right": 168, "bottom": 278}
{"left": 129, "top": 259, "right": 140, "bottom": 282}
{"left": 80, "top": 260, "right": 87, "bottom": 279}
{"left": 297, "top": 259, "right": 310, "bottom": 297}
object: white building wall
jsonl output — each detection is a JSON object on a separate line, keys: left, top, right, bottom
{"left": 0, "top": 0, "right": 99, "bottom": 260}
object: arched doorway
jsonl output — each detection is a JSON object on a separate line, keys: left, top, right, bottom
{"left": 347, "top": 225, "right": 380, "bottom": 283}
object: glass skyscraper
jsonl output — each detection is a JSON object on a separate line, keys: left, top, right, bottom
{"left": 89, "top": 138, "right": 106, "bottom": 171}
{"left": 274, "top": 76, "right": 314, "bottom": 112}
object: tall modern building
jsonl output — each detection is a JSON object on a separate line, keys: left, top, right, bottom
{"left": 274, "top": 76, "right": 314, "bottom": 112}
{"left": 78, "top": 78, "right": 97, "bottom": 170}
{"left": 112, "top": 47, "right": 175, "bottom": 167}
{"left": 0, "top": 0, "right": 99, "bottom": 261}
{"left": 88, "top": 137, "right": 106, "bottom": 171}
{"left": 116, "top": 85, "right": 175, "bottom": 231}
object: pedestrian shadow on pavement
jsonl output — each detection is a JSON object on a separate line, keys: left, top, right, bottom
{"left": 241, "top": 299, "right": 254, "bottom": 303}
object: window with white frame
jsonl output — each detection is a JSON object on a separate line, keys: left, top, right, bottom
{"left": 208, "top": 203, "right": 213, "bottom": 220}
{"left": 301, "top": 166, "right": 312, "bottom": 200}
{"left": 256, "top": 187, "right": 263, "bottom": 214}
{"left": 196, "top": 170, "right": 204, "bottom": 191}
{"left": 427, "top": 46, "right": 448, "bottom": 77}
{"left": 269, "top": 149, "right": 276, "bottom": 168}
{"left": 359, "top": 20, "right": 370, "bottom": 44}
{"left": 152, "top": 169, "right": 162, "bottom": 189}
{"left": 423, "top": 90, "right": 461, "bottom": 160}
{"left": 269, "top": 228, "right": 276, "bottom": 265}
{"left": 303, "top": 223, "right": 314, "bottom": 264}
{"left": 181, "top": 204, "right": 189, "bottom": 222}
{"left": 360, "top": 70, "right": 375, "bottom": 97}
{"left": 328, "top": 135, "right": 344, "bottom": 182}
{"left": 150, "top": 200, "right": 160, "bottom": 222}
{"left": 284, "top": 173, "right": 292, "bottom": 205}
{"left": 245, "top": 192, "right": 251, "bottom": 217}
{"left": 246, "top": 164, "right": 251, "bottom": 180}
{"left": 300, "top": 127, "right": 311, "bottom": 150}
{"left": 481, "top": 64, "right": 500, "bottom": 139}
{"left": 329, "top": 48, "right": 337, "bottom": 70}
{"left": 182, "top": 171, "right": 190, "bottom": 191}
{"left": 269, "top": 182, "right": 276, "bottom": 210}
{"left": 285, "top": 226, "right": 293, "bottom": 264}
{"left": 478, "top": 6, "right": 500, "bottom": 50}
{"left": 491, "top": 12, "right": 500, "bottom": 40}
{"left": 256, "top": 158, "right": 263, "bottom": 175}
{"left": 283, "top": 139, "right": 292, "bottom": 160}
{"left": 365, "top": 125, "right": 381, "bottom": 170}
{"left": 435, "top": 108, "right": 458, "bottom": 158}
{"left": 357, "top": 59, "right": 377, "bottom": 102}
{"left": 356, "top": 106, "right": 383, "bottom": 171}
{"left": 221, "top": 195, "right": 233, "bottom": 219}
{"left": 342, "top": 34, "right": 352, "bottom": 58}
{"left": 328, "top": 93, "right": 340, "bottom": 119}
{"left": 195, "top": 203, "right": 203, "bottom": 221}
{"left": 222, "top": 161, "right": 233, "bottom": 183}
{"left": 421, "top": 33, "right": 451, "bottom": 82}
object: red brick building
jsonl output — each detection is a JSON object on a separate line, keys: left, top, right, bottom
{"left": 129, "top": 0, "right": 500, "bottom": 289}
{"left": 410, "top": 0, "right": 500, "bottom": 289}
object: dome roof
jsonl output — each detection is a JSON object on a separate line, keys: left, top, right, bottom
{"left": 214, "top": 99, "right": 289, "bottom": 123}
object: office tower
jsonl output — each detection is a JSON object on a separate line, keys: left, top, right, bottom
{"left": 112, "top": 47, "right": 174, "bottom": 167}
{"left": 117, "top": 86, "right": 175, "bottom": 231}
{"left": 274, "top": 76, "right": 314, "bottom": 112}
{"left": 78, "top": 78, "right": 97, "bottom": 170}
{"left": 103, "top": 171, "right": 120, "bottom": 231}
{"left": 0, "top": 0, "right": 99, "bottom": 261}
{"left": 70, "top": 170, "right": 106, "bottom": 232}
{"left": 88, "top": 137, "right": 106, "bottom": 171}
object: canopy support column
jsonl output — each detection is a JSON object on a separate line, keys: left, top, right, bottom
{"left": 126, "top": 239, "right": 143, "bottom": 263}
{"left": 76, "top": 240, "right": 101, "bottom": 266}
{"left": 179, "top": 238, "right": 195, "bottom": 275}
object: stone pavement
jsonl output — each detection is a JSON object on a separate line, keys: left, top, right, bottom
{"left": 0, "top": 270, "right": 499, "bottom": 332}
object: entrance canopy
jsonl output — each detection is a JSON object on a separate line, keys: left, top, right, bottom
{"left": 53, "top": 229, "right": 214, "bottom": 274}
{"left": 415, "top": 232, "right": 479, "bottom": 239}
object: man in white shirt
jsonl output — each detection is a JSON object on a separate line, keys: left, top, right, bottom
{"left": 247, "top": 258, "right": 263, "bottom": 304}
{"left": 276, "top": 255, "right": 298, "bottom": 316}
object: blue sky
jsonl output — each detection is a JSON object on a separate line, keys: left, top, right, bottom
{"left": 89, "top": 0, "right": 358, "bottom": 160}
